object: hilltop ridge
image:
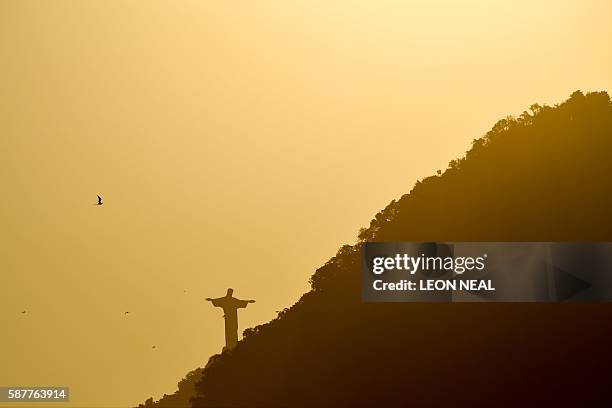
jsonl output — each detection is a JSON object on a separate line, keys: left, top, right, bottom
{"left": 139, "top": 91, "right": 612, "bottom": 407}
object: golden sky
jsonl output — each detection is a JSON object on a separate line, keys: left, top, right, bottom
{"left": 1, "top": 1, "right": 611, "bottom": 406}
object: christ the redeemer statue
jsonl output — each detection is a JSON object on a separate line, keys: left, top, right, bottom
{"left": 206, "top": 288, "right": 255, "bottom": 350}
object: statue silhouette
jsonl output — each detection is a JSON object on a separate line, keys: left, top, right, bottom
{"left": 206, "top": 288, "right": 255, "bottom": 350}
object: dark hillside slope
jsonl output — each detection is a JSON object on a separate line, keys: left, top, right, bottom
{"left": 141, "top": 91, "right": 612, "bottom": 407}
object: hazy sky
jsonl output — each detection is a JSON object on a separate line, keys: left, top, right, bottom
{"left": 1, "top": 1, "right": 611, "bottom": 406}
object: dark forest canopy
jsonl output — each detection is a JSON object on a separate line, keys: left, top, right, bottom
{"left": 139, "top": 91, "right": 612, "bottom": 407}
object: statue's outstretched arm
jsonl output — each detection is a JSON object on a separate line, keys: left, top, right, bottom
{"left": 233, "top": 298, "right": 255, "bottom": 308}
{"left": 206, "top": 297, "right": 226, "bottom": 306}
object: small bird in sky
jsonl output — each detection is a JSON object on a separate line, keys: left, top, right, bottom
{"left": 152, "top": 345, "right": 156, "bottom": 349}
{"left": 124, "top": 311, "right": 130, "bottom": 315}
{"left": 97, "top": 195, "right": 103, "bottom": 205}
{"left": 21, "top": 310, "right": 26, "bottom": 314}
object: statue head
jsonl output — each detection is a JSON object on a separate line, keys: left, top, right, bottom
{"left": 226, "top": 288, "right": 233, "bottom": 297}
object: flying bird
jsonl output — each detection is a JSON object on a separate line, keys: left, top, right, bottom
{"left": 97, "top": 195, "right": 103, "bottom": 205}
{"left": 152, "top": 345, "right": 156, "bottom": 349}
{"left": 124, "top": 311, "right": 130, "bottom": 315}
{"left": 21, "top": 311, "right": 26, "bottom": 314}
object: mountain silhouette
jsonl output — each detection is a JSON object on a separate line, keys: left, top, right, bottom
{"left": 138, "top": 90, "right": 612, "bottom": 407}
